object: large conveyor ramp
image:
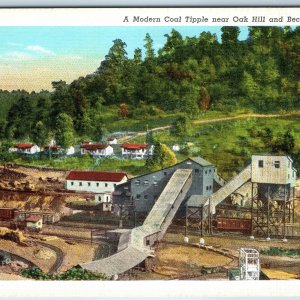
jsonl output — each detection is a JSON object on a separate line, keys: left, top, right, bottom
{"left": 210, "top": 165, "right": 251, "bottom": 214}
{"left": 81, "top": 169, "right": 192, "bottom": 277}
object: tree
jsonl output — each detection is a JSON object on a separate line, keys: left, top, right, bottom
{"left": 32, "top": 121, "right": 48, "bottom": 148}
{"left": 146, "top": 141, "right": 177, "bottom": 171}
{"left": 55, "top": 113, "right": 75, "bottom": 149}
{"left": 118, "top": 103, "right": 129, "bottom": 119}
{"left": 272, "top": 130, "right": 295, "bottom": 154}
{"left": 199, "top": 86, "right": 211, "bottom": 111}
{"left": 144, "top": 33, "right": 155, "bottom": 61}
{"left": 170, "top": 115, "right": 191, "bottom": 137}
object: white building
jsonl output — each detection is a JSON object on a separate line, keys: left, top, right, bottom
{"left": 66, "top": 146, "right": 75, "bottom": 156}
{"left": 121, "top": 143, "right": 153, "bottom": 159}
{"left": 25, "top": 215, "right": 43, "bottom": 230}
{"left": 65, "top": 170, "right": 128, "bottom": 193}
{"left": 172, "top": 144, "right": 180, "bottom": 152}
{"left": 108, "top": 138, "right": 118, "bottom": 145}
{"left": 251, "top": 154, "right": 297, "bottom": 186}
{"left": 94, "top": 192, "right": 113, "bottom": 212}
{"left": 13, "top": 143, "right": 41, "bottom": 154}
{"left": 80, "top": 144, "right": 114, "bottom": 157}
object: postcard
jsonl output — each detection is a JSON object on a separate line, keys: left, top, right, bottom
{"left": 0, "top": 7, "right": 299, "bottom": 298}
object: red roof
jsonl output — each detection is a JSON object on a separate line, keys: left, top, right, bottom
{"left": 66, "top": 170, "right": 127, "bottom": 182}
{"left": 44, "top": 146, "right": 60, "bottom": 151}
{"left": 25, "top": 215, "right": 42, "bottom": 222}
{"left": 15, "top": 143, "right": 34, "bottom": 149}
{"left": 122, "top": 143, "right": 147, "bottom": 150}
{"left": 81, "top": 144, "right": 109, "bottom": 150}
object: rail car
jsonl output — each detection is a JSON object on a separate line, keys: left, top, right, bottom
{"left": 0, "top": 208, "right": 18, "bottom": 220}
{"left": 214, "top": 217, "right": 252, "bottom": 233}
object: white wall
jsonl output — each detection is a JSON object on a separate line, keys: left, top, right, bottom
{"left": 66, "top": 176, "right": 127, "bottom": 193}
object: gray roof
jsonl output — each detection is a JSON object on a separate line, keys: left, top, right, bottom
{"left": 187, "top": 195, "right": 209, "bottom": 207}
{"left": 189, "top": 156, "right": 213, "bottom": 167}
{"left": 81, "top": 246, "right": 150, "bottom": 277}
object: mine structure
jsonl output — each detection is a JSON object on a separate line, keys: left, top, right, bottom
{"left": 79, "top": 154, "right": 298, "bottom": 278}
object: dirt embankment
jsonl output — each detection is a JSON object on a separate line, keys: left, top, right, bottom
{"left": 0, "top": 165, "right": 91, "bottom": 214}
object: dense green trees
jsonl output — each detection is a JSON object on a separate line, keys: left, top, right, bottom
{"left": 146, "top": 141, "right": 177, "bottom": 171}
{"left": 0, "top": 26, "right": 299, "bottom": 143}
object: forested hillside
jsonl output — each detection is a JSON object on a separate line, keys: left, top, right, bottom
{"left": 0, "top": 26, "right": 299, "bottom": 143}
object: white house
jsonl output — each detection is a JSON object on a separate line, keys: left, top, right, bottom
{"left": 121, "top": 143, "right": 153, "bottom": 159}
{"left": 94, "top": 192, "right": 113, "bottom": 212}
{"left": 66, "top": 146, "right": 75, "bottom": 156}
{"left": 80, "top": 144, "right": 114, "bottom": 157}
{"left": 13, "top": 143, "right": 40, "bottom": 154}
{"left": 65, "top": 170, "right": 128, "bottom": 193}
{"left": 25, "top": 215, "right": 43, "bottom": 230}
{"left": 172, "top": 144, "right": 180, "bottom": 152}
{"left": 44, "top": 145, "right": 75, "bottom": 156}
{"left": 108, "top": 137, "right": 118, "bottom": 145}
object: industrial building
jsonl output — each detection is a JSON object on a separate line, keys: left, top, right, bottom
{"left": 81, "top": 154, "right": 298, "bottom": 278}
{"left": 113, "top": 157, "right": 224, "bottom": 217}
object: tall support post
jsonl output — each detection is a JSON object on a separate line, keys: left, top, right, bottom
{"left": 134, "top": 211, "right": 136, "bottom": 228}
{"left": 250, "top": 183, "right": 254, "bottom": 237}
{"left": 292, "top": 188, "right": 295, "bottom": 224}
{"left": 283, "top": 185, "right": 287, "bottom": 239}
{"left": 185, "top": 204, "right": 188, "bottom": 237}
{"left": 200, "top": 206, "right": 203, "bottom": 237}
{"left": 209, "top": 197, "right": 212, "bottom": 235}
{"left": 267, "top": 185, "right": 270, "bottom": 238}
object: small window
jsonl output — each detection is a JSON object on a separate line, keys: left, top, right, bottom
{"left": 258, "top": 160, "right": 264, "bottom": 168}
{"left": 88, "top": 182, "right": 91, "bottom": 186}
{"left": 209, "top": 169, "right": 212, "bottom": 173}
{"left": 195, "top": 169, "right": 199, "bottom": 173}
{"left": 164, "top": 172, "right": 167, "bottom": 176}
{"left": 98, "top": 196, "right": 101, "bottom": 201}
{"left": 71, "top": 182, "right": 74, "bottom": 186}
{"left": 146, "top": 239, "right": 150, "bottom": 246}
{"left": 205, "top": 170, "right": 208, "bottom": 175}
{"left": 105, "top": 183, "right": 108, "bottom": 187}
{"left": 96, "top": 182, "right": 99, "bottom": 187}
{"left": 210, "top": 185, "right": 212, "bottom": 190}
{"left": 136, "top": 194, "right": 141, "bottom": 199}
{"left": 79, "top": 182, "right": 82, "bottom": 186}
{"left": 106, "top": 196, "right": 109, "bottom": 201}
{"left": 274, "top": 161, "right": 280, "bottom": 168}
{"left": 206, "top": 186, "right": 209, "bottom": 191}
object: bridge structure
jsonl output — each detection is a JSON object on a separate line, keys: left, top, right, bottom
{"left": 81, "top": 169, "right": 193, "bottom": 278}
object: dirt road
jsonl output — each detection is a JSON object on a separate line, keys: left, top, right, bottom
{"left": 120, "top": 111, "right": 300, "bottom": 142}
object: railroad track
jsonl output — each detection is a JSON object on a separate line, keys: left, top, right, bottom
{"left": 27, "top": 239, "right": 65, "bottom": 274}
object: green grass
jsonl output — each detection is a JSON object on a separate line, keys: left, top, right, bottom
{"left": 145, "top": 116, "right": 300, "bottom": 179}
{"left": 11, "top": 155, "right": 146, "bottom": 177}
{"left": 5, "top": 114, "right": 300, "bottom": 180}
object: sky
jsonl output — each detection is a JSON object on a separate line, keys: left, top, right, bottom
{"left": 0, "top": 26, "right": 249, "bottom": 92}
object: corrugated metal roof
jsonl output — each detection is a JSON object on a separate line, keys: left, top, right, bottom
{"left": 187, "top": 195, "right": 209, "bottom": 207}
{"left": 189, "top": 157, "right": 213, "bottom": 167}
{"left": 66, "top": 170, "right": 127, "bottom": 182}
